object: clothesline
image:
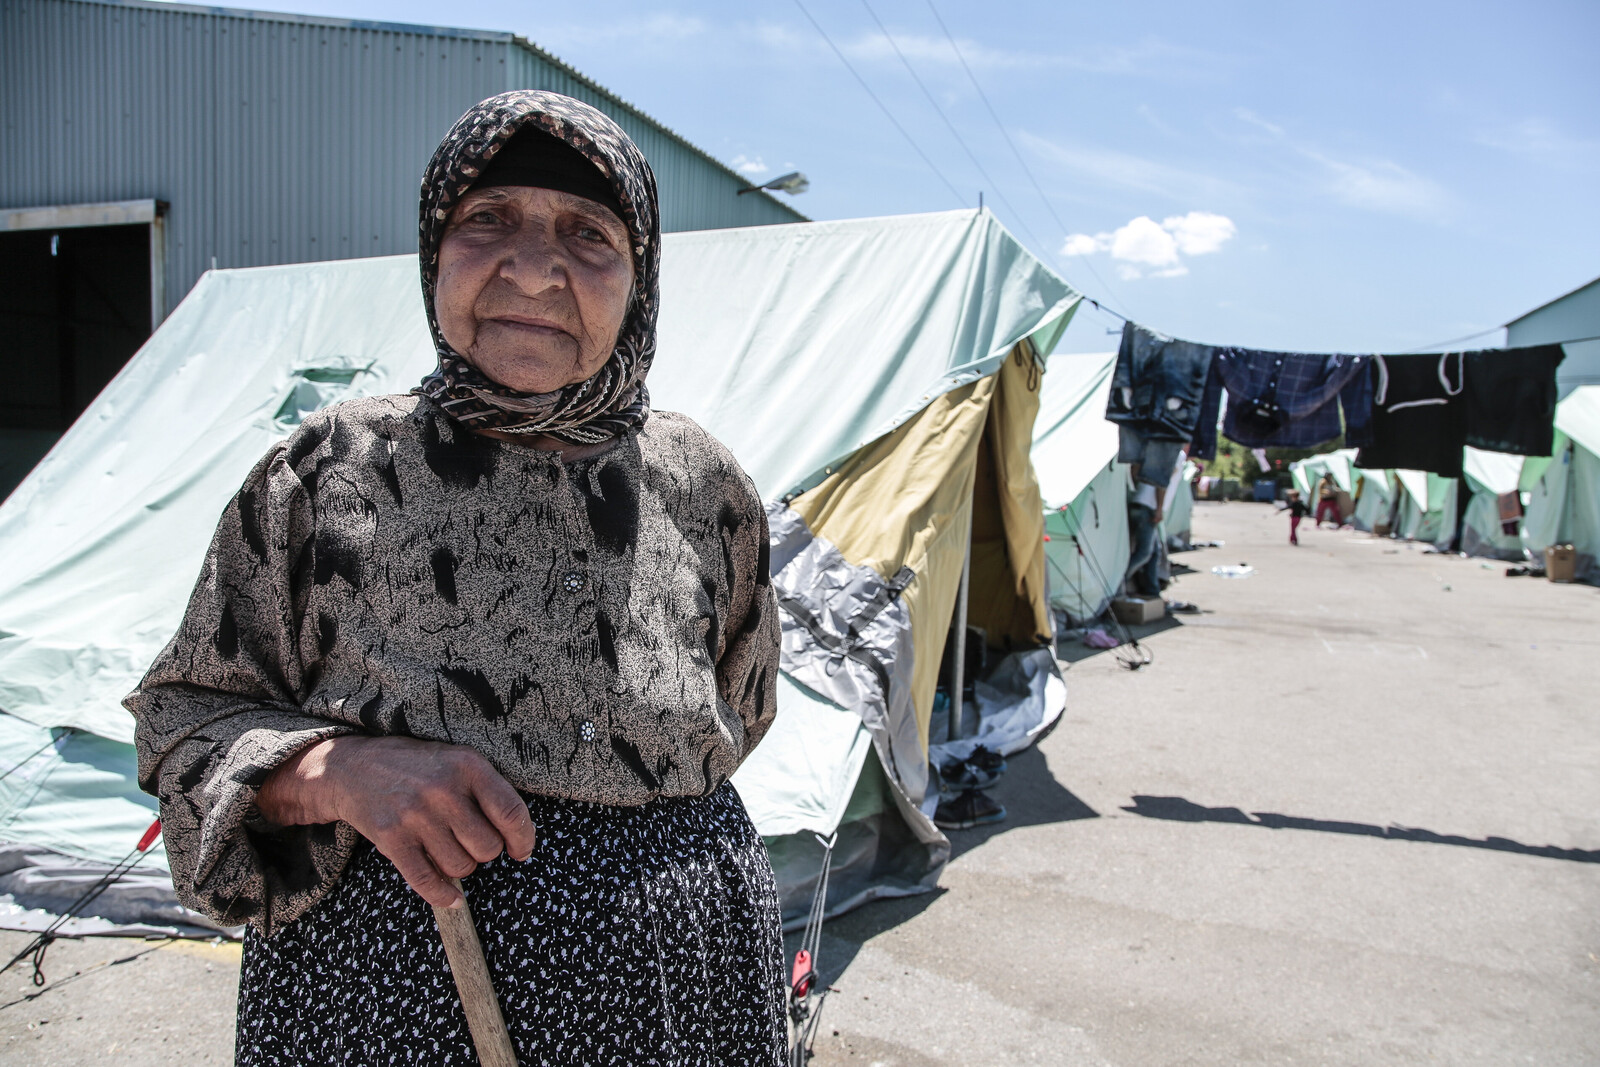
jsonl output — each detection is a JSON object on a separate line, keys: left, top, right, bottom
{"left": 1104, "top": 319, "right": 1566, "bottom": 482}
{"left": 1071, "top": 293, "right": 1600, "bottom": 358}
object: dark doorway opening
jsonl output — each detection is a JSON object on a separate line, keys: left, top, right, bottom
{"left": 0, "top": 224, "right": 152, "bottom": 501}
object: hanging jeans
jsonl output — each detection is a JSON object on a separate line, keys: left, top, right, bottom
{"left": 1106, "top": 322, "right": 1215, "bottom": 443}
{"left": 1126, "top": 503, "right": 1163, "bottom": 597}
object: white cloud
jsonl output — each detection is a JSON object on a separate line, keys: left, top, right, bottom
{"left": 1162, "top": 211, "right": 1236, "bottom": 256}
{"left": 1060, "top": 233, "right": 1102, "bottom": 256}
{"left": 730, "top": 154, "right": 769, "bottom": 178}
{"left": 1109, "top": 216, "right": 1181, "bottom": 267}
{"left": 1060, "top": 212, "right": 1234, "bottom": 280}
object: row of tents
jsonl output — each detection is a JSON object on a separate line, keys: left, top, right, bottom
{"left": 1289, "top": 387, "right": 1600, "bottom": 579}
{"left": 0, "top": 208, "right": 1172, "bottom": 935}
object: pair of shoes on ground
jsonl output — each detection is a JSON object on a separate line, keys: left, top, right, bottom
{"left": 934, "top": 788, "right": 1007, "bottom": 830}
{"left": 938, "top": 745, "right": 1008, "bottom": 793}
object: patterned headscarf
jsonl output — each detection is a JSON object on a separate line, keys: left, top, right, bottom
{"left": 415, "top": 91, "right": 660, "bottom": 444}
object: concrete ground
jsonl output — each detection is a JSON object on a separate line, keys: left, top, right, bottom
{"left": 3, "top": 501, "right": 1597, "bottom": 1064}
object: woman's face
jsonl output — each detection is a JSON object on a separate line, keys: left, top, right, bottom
{"left": 435, "top": 186, "right": 634, "bottom": 394}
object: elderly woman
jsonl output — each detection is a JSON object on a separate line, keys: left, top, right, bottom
{"left": 125, "top": 91, "right": 785, "bottom": 1064}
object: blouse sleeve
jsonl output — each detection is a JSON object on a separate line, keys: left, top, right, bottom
{"left": 124, "top": 438, "right": 360, "bottom": 933}
{"left": 714, "top": 465, "right": 781, "bottom": 763}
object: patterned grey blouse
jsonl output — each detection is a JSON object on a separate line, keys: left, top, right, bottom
{"left": 125, "top": 395, "right": 779, "bottom": 931}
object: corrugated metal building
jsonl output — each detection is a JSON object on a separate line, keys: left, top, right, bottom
{"left": 0, "top": 0, "right": 806, "bottom": 496}
{"left": 1506, "top": 275, "right": 1600, "bottom": 401}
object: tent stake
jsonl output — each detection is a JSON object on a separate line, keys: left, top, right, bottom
{"left": 949, "top": 500, "right": 973, "bottom": 746}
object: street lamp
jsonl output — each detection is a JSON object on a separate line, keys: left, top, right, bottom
{"left": 737, "top": 171, "right": 810, "bottom": 196}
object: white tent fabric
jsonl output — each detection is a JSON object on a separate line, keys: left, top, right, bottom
{"left": 0, "top": 209, "right": 1078, "bottom": 927}
{"left": 1522, "top": 385, "right": 1600, "bottom": 581}
{"left": 1030, "top": 351, "right": 1128, "bottom": 623}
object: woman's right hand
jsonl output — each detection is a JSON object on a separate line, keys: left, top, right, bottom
{"left": 257, "top": 735, "right": 536, "bottom": 910}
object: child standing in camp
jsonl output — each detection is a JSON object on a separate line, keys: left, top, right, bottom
{"left": 1285, "top": 489, "right": 1309, "bottom": 545}
{"left": 1315, "top": 476, "right": 1341, "bottom": 527}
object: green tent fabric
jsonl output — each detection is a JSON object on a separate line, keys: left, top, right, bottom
{"left": 1292, "top": 449, "right": 1357, "bottom": 506}
{"left": 1459, "top": 448, "right": 1525, "bottom": 560}
{"left": 1350, "top": 466, "right": 1393, "bottom": 532}
{"left": 1522, "top": 385, "right": 1600, "bottom": 582}
{"left": 1294, "top": 442, "right": 1529, "bottom": 558}
{"left": 1162, "top": 460, "right": 1197, "bottom": 549}
{"left": 1392, "top": 469, "right": 1458, "bottom": 548}
{"left": 0, "top": 208, "right": 1079, "bottom": 929}
{"left": 1031, "top": 351, "right": 1128, "bottom": 624}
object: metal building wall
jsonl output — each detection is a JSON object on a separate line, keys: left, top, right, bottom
{"left": 1, "top": 0, "right": 805, "bottom": 316}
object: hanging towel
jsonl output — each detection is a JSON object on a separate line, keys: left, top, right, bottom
{"left": 1462, "top": 344, "right": 1565, "bottom": 456}
{"left": 1214, "top": 349, "right": 1372, "bottom": 449}
{"left": 1105, "top": 322, "right": 1214, "bottom": 442}
{"left": 1354, "top": 353, "right": 1466, "bottom": 477}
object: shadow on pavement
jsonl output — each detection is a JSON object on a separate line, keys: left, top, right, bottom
{"left": 1122, "top": 795, "right": 1600, "bottom": 864}
{"left": 794, "top": 747, "right": 1101, "bottom": 982}
{"left": 946, "top": 746, "right": 1099, "bottom": 862}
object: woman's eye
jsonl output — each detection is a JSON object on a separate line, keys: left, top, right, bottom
{"left": 468, "top": 209, "right": 503, "bottom": 225}
{"left": 575, "top": 225, "right": 608, "bottom": 244}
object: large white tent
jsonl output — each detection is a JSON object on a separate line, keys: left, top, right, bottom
{"left": 0, "top": 208, "right": 1080, "bottom": 931}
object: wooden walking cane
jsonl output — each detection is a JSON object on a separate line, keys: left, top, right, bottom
{"left": 433, "top": 877, "right": 520, "bottom": 1067}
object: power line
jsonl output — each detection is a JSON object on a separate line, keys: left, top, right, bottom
{"left": 856, "top": 0, "right": 1049, "bottom": 255}
{"left": 1398, "top": 326, "right": 1504, "bottom": 353}
{"left": 921, "top": 0, "right": 1135, "bottom": 320}
{"left": 792, "top": 0, "right": 969, "bottom": 209}
{"left": 1402, "top": 328, "right": 1600, "bottom": 354}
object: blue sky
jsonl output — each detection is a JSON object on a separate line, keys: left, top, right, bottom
{"left": 256, "top": 0, "right": 1597, "bottom": 354}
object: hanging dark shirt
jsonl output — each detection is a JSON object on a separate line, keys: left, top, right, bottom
{"left": 1354, "top": 353, "right": 1466, "bottom": 478}
{"left": 1215, "top": 349, "right": 1372, "bottom": 449}
{"left": 1463, "top": 344, "right": 1565, "bottom": 456}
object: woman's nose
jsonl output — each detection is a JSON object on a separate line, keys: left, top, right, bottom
{"left": 496, "top": 223, "right": 568, "bottom": 293}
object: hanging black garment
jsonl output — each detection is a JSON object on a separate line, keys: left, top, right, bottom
{"left": 1462, "top": 345, "right": 1565, "bottom": 456}
{"left": 1355, "top": 353, "right": 1466, "bottom": 477}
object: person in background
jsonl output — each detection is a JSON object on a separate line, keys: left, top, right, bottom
{"left": 1286, "top": 488, "right": 1310, "bottom": 545}
{"left": 1315, "top": 475, "right": 1341, "bottom": 527}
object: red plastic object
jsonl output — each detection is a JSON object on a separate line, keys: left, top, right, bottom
{"left": 136, "top": 819, "right": 162, "bottom": 852}
{"left": 790, "top": 949, "right": 814, "bottom": 997}
{"left": 1042, "top": 535, "right": 1051, "bottom": 542}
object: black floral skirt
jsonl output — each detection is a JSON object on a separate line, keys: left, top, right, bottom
{"left": 235, "top": 784, "right": 786, "bottom": 1066}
